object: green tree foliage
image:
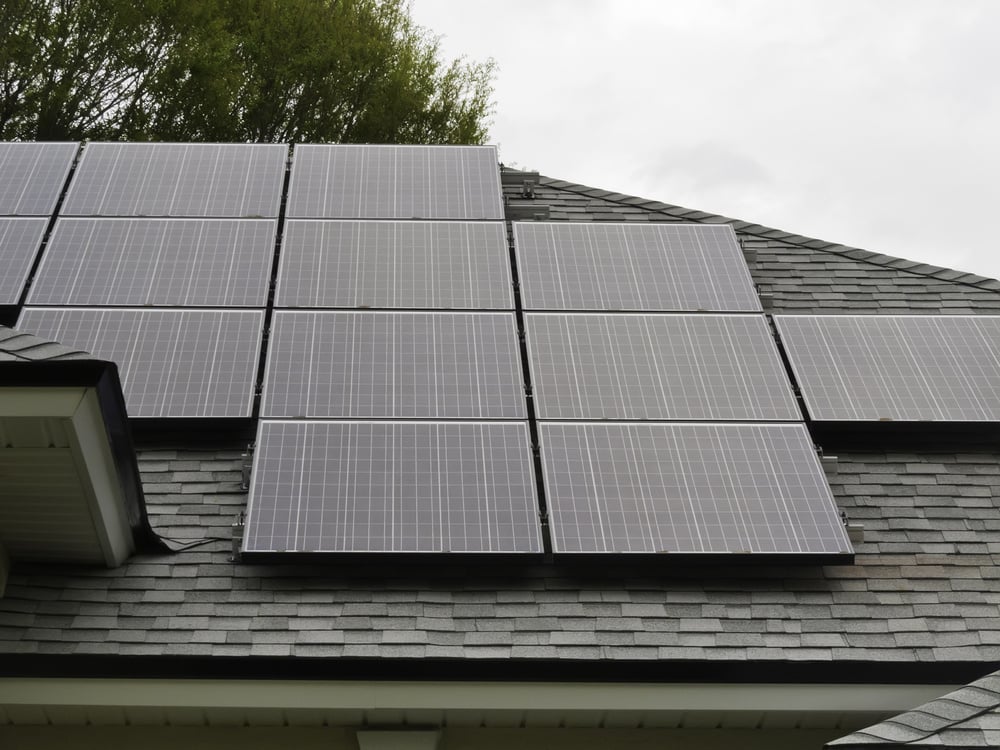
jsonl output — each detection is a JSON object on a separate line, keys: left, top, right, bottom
{"left": 0, "top": 0, "right": 495, "bottom": 144}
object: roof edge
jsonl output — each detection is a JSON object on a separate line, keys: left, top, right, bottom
{"left": 0, "top": 654, "right": 995, "bottom": 686}
{"left": 535, "top": 174, "right": 1000, "bottom": 293}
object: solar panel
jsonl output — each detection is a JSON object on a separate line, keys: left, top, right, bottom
{"left": 286, "top": 144, "right": 503, "bottom": 219}
{"left": 29, "top": 218, "right": 277, "bottom": 307}
{"left": 276, "top": 220, "right": 513, "bottom": 309}
{"left": 243, "top": 420, "right": 542, "bottom": 553}
{"left": 0, "top": 218, "right": 48, "bottom": 305}
{"left": 514, "top": 222, "right": 761, "bottom": 312}
{"left": 17, "top": 308, "right": 263, "bottom": 418}
{"left": 60, "top": 142, "right": 287, "bottom": 217}
{"left": 0, "top": 142, "right": 78, "bottom": 215}
{"left": 526, "top": 313, "right": 800, "bottom": 420}
{"left": 263, "top": 311, "right": 526, "bottom": 418}
{"left": 776, "top": 315, "right": 1000, "bottom": 422}
{"left": 540, "top": 422, "right": 851, "bottom": 555}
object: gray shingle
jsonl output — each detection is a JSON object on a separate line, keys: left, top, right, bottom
{"left": 1, "top": 174, "right": 999, "bottom": 695}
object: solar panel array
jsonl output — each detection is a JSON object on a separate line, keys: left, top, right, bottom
{"left": 11, "top": 142, "right": 280, "bottom": 417}
{"left": 243, "top": 421, "right": 541, "bottom": 553}
{"left": 276, "top": 220, "right": 513, "bottom": 309}
{"left": 540, "top": 422, "right": 851, "bottom": 554}
{"left": 0, "top": 218, "right": 48, "bottom": 305}
{"left": 526, "top": 313, "right": 799, "bottom": 420}
{"left": 776, "top": 315, "right": 1000, "bottom": 422}
{"left": 512, "top": 220, "right": 850, "bottom": 559}
{"left": 0, "top": 142, "right": 78, "bottom": 216}
{"left": 30, "top": 218, "right": 277, "bottom": 306}
{"left": 286, "top": 145, "right": 504, "bottom": 219}
{"left": 0, "top": 138, "right": 857, "bottom": 560}
{"left": 18, "top": 308, "right": 263, "bottom": 418}
{"left": 514, "top": 222, "right": 761, "bottom": 311}
{"left": 61, "top": 142, "right": 287, "bottom": 217}
{"left": 244, "top": 144, "right": 539, "bottom": 554}
{"left": 0, "top": 143, "right": 79, "bottom": 305}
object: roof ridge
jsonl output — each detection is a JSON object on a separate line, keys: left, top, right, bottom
{"left": 539, "top": 176, "right": 1000, "bottom": 294}
{"left": 827, "top": 673, "right": 1000, "bottom": 747}
{"left": 0, "top": 326, "right": 96, "bottom": 362}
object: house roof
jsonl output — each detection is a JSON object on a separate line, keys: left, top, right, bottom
{"left": 1, "top": 173, "right": 998, "bottom": 680}
{"left": 3, "top": 164, "right": 1000, "bottom": 750}
{"left": 828, "top": 669, "right": 1000, "bottom": 747}
{"left": 0, "top": 326, "right": 95, "bottom": 362}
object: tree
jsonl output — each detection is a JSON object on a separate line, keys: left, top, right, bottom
{"left": 0, "top": 0, "right": 496, "bottom": 144}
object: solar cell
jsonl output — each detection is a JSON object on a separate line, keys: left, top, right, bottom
{"left": 60, "top": 142, "right": 287, "bottom": 217}
{"left": 17, "top": 308, "right": 263, "bottom": 418}
{"left": 263, "top": 311, "right": 526, "bottom": 418}
{"left": 540, "top": 422, "right": 852, "bottom": 555}
{"left": 287, "top": 144, "right": 503, "bottom": 219}
{"left": 514, "top": 222, "right": 761, "bottom": 312}
{"left": 276, "top": 220, "right": 513, "bottom": 309}
{"left": 0, "top": 142, "right": 78, "bottom": 216}
{"left": 243, "top": 420, "right": 542, "bottom": 553}
{"left": 776, "top": 315, "right": 1000, "bottom": 422}
{"left": 0, "top": 218, "right": 48, "bottom": 305}
{"left": 526, "top": 313, "right": 800, "bottom": 420}
{"left": 29, "top": 218, "right": 277, "bottom": 307}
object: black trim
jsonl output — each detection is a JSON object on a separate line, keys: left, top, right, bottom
{"left": 130, "top": 417, "right": 256, "bottom": 447}
{"left": 810, "top": 421, "right": 1000, "bottom": 451}
{"left": 239, "top": 550, "right": 854, "bottom": 566}
{"left": 0, "top": 653, "right": 994, "bottom": 686}
{"left": 0, "top": 304, "right": 18, "bottom": 328}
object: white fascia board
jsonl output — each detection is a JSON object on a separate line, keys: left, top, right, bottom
{"left": 0, "top": 678, "right": 956, "bottom": 715}
{"left": 0, "top": 387, "right": 134, "bottom": 566}
{"left": 0, "top": 387, "right": 88, "bottom": 418}
{"left": 67, "top": 388, "right": 134, "bottom": 566}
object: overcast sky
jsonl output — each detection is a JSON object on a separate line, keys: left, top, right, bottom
{"left": 412, "top": 0, "right": 1000, "bottom": 281}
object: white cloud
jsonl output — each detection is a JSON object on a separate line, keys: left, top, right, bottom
{"left": 414, "top": 0, "right": 1000, "bottom": 280}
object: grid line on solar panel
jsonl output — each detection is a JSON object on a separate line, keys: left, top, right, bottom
{"left": 60, "top": 142, "right": 287, "bottom": 217}
{"left": 263, "top": 311, "right": 526, "bottom": 419}
{"left": 287, "top": 145, "right": 503, "bottom": 219}
{"left": 17, "top": 308, "right": 263, "bottom": 418}
{"left": 0, "top": 218, "right": 49, "bottom": 305}
{"left": 539, "top": 422, "right": 851, "bottom": 555}
{"left": 525, "top": 313, "right": 800, "bottom": 421}
{"left": 0, "top": 142, "right": 78, "bottom": 216}
{"left": 243, "top": 420, "right": 542, "bottom": 553}
{"left": 29, "top": 218, "right": 277, "bottom": 307}
{"left": 514, "top": 222, "right": 761, "bottom": 312}
{"left": 276, "top": 220, "right": 513, "bottom": 309}
{"left": 775, "top": 314, "right": 1000, "bottom": 422}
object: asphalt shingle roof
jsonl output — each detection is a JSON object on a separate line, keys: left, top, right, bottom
{"left": 3, "top": 445, "right": 998, "bottom": 663}
{"left": 828, "top": 669, "right": 1000, "bottom": 747}
{"left": 2, "top": 175, "right": 1000, "bottom": 682}
{"left": 0, "top": 325, "right": 95, "bottom": 363}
